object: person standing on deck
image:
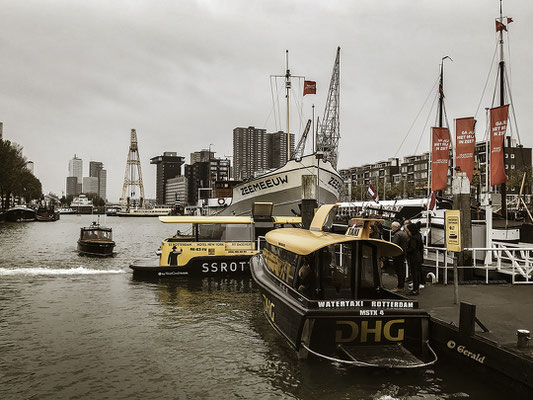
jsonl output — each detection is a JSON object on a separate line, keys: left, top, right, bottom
{"left": 391, "top": 221, "right": 409, "bottom": 292}
{"left": 406, "top": 222, "right": 424, "bottom": 295}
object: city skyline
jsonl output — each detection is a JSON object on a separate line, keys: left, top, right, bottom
{"left": 1, "top": 1, "right": 532, "bottom": 202}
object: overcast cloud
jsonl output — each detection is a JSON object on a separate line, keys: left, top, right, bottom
{"left": 1, "top": 0, "right": 531, "bottom": 201}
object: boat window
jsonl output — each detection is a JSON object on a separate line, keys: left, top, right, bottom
{"left": 296, "top": 255, "right": 316, "bottom": 299}
{"left": 359, "top": 244, "right": 377, "bottom": 289}
{"left": 82, "top": 230, "right": 98, "bottom": 240}
{"left": 263, "top": 242, "right": 297, "bottom": 285}
{"left": 99, "top": 231, "right": 112, "bottom": 240}
{"left": 319, "top": 244, "right": 353, "bottom": 299}
{"left": 197, "top": 223, "right": 252, "bottom": 242}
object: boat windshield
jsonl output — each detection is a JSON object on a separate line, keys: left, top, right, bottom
{"left": 196, "top": 223, "right": 253, "bottom": 242}
{"left": 317, "top": 243, "right": 353, "bottom": 299}
{"left": 82, "top": 230, "right": 112, "bottom": 240}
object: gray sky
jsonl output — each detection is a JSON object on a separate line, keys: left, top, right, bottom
{"left": 1, "top": 0, "right": 532, "bottom": 202}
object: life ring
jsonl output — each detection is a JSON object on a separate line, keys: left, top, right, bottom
{"left": 218, "top": 198, "right": 225, "bottom": 206}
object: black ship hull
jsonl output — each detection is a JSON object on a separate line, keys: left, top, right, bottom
{"left": 130, "top": 255, "right": 252, "bottom": 277}
{"left": 251, "top": 254, "right": 436, "bottom": 368}
{"left": 5, "top": 208, "right": 36, "bottom": 222}
{"left": 77, "top": 240, "right": 115, "bottom": 257}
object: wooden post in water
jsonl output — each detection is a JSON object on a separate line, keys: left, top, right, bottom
{"left": 301, "top": 175, "right": 318, "bottom": 229}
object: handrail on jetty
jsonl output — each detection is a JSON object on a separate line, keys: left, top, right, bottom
{"left": 424, "top": 243, "right": 533, "bottom": 285}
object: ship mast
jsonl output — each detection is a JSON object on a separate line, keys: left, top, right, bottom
{"left": 498, "top": 0, "right": 507, "bottom": 217}
{"left": 285, "top": 50, "right": 291, "bottom": 162}
{"left": 271, "top": 50, "right": 304, "bottom": 163}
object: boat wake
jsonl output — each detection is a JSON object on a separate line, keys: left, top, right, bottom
{"left": 0, "top": 267, "right": 126, "bottom": 276}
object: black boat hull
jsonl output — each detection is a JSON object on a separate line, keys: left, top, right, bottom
{"left": 5, "top": 208, "right": 36, "bottom": 222}
{"left": 130, "top": 255, "right": 252, "bottom": 277}
{"left": 77, "top": 240, "right": 115, "bottom": 257}
{"left": 251, "top": 255, "right": 436, "bottom": 368}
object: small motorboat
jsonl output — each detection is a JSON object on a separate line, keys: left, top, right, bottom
{"left": 77, "top": 221, "right": 115, "bottom": 257}
{"left": 251, "top": 204, "right": 438, "bottom": 368}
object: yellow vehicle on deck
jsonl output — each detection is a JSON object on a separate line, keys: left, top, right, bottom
{"left": 129, "top": 213, "right": 301, "bottom": 278}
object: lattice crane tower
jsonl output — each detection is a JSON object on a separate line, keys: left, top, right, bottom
{"left": 120, "top": 129, "right": 145, "bottom": 208}
{"left": 316, "top": 46, "right": 341, "bottom": 169}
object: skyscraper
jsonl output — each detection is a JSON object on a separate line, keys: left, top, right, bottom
{"left": 233, "top": 126, "right": 294, "bottom": 180}
{"left": 89, "top": 161, "right": 107, "bottom": 201}
{"left": 66, "top": 176, "right": 80, "bottom": 197}
{"left": 190, "top": 149, "right": 215, "bottom": 164}
{"left": 68, "top": 155, "right": 83, "bottom": 183}
{"left": 150, "top": 152, "right": 185, "bottom": 205}
{"left": 233, "top": 126, "right": 268, "bottom": 180}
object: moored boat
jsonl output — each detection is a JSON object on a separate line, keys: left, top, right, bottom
{"left": 5, "top": 206, "right": 37, "bottom": 222}
{"left": 251, "top": 204, "right": 437, "bottom": 368}
{"left": 77, "top": 221, "right": 115, "bottom": 257}
{"left": 117, "top": 207, "right": 171, "bottom": 217}
{"left": 130, "top": 205, "right": 301, "bottom": 277}
{"left": 36, "top": 205, "right": 60, "bottom": 221}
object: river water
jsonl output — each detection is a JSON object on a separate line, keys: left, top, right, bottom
{"left": 0, "top": 215, "right": 524, "bottom": 399}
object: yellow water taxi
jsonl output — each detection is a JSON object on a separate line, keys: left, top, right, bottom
{"left": 130, "top": 212, "right": 300, "bottom": 277}
{"left": 251, "top": 204, "right": 437, "bottom": 368}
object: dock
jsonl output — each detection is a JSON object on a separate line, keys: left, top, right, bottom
{"left": 382, "top": 272, "right": 533, "bottom": 392}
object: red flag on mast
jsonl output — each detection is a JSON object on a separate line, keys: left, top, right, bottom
{"left": 303, "top": 81, "right": 316, "bottom": 96}
{"left": 490, "top": 105, "right": 509, "bottom": 186}
{"left": 431, "top": 127, "right": 451, "bottom": 191}
{"left": 455, "top": 117, "right": 476, "bottom": 181}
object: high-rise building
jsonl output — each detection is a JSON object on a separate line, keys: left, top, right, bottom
{"left": 68, "top": 155, "right": 83, "bottom": 183}
{"left": 66, "top": 176, "right": 80, "bottom": 197}
{"left": 89, "top": 161, "right": 103, "bottom": 178}
{"left": 233, "top": 126, "right": 294, "bottom": 180}
{"left": 185, "top": 162, "right": 210, "bottom": 205}
{"left": 269, "top": 131, "right": 295, "bottom": 169}
{"left": 150, "top": 152, "right": 185, "bottom": 205}
{"left": 190, "top": 149, "right": 215, "bottom": 164}
{"left": 233, "top": 126, "right": 268, "bottom": 180}
{"left": 89, "top": 161, "right": 107, "bottom": 201}
{"left": 165, "top": 176, "right": 188, "bottom": 206}
{"left": 98, "top": 169, "right": 107, "bottom": 201}
{"left": 83, "top": 177, "right": 99, "bottom": 195}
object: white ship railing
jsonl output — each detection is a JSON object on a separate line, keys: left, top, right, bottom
{"left": 423, "top": 244, "right": 533, "bottom": 284}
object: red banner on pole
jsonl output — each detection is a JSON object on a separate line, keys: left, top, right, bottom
{"left": 455, "top": 117, "right": 476, "bottom": 181}
{"left": 303, "top": 80, "right": 316, "bottom": 96}
{"left": 431, "top": 127, "right": 451, "bottom": 191}
{"left": 490, "top": 105, "right": 509, "bottom": 186}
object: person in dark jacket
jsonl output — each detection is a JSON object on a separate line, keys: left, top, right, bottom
{"left": 370, "top": 221, "right": 383, "bottom": 239}
{"left": 391, "top": 221, "right": 409, "bottom": 292}
{"left": 405, "top": 222, "right": 424, "bottom": 295}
